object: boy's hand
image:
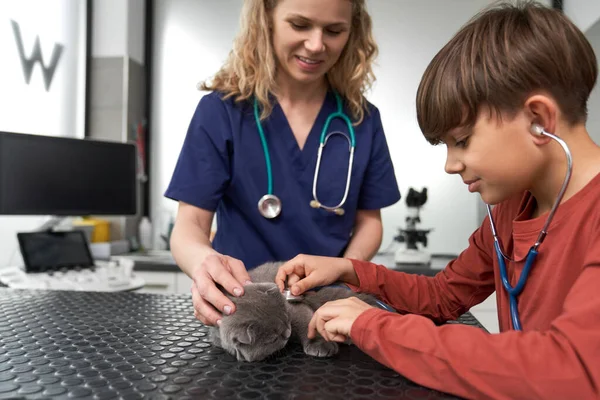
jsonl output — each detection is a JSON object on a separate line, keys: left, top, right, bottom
{"left": 275, "top": 254, "right": 358, "bottom": 295}
{"left": 308, "top": 297, "right": 374, "bottom": 342}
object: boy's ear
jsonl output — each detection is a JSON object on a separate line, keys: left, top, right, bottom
{"left": 523, "top": 94, "right": 558, "bottom": 145}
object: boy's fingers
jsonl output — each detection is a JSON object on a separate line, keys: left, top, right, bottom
{"left": 287, "top": 273, "right": 301, "bottom": 287}
{"left": 324, "top": 319, "right": 346, "bottom": 342}
{"left": 291, "top": 274, "right": 321, "bottom": 295}
{"left": 333, "top": 334, "right": 347, "bottom": 343}
{"left": 329, "top": 332, "right": 348, "bottom": 343}
{"left": 315, "top": 313, "right": 328, "bottom": 340}
{"left": 310, "top": 305, "right": 339, "bottom": 341}
{"left": 274, "top": 267, "right": 292, "bottom": 291}
{"left": 307, "top": 314, "right": 318, "bottom": 339}
{"left": 275, "top": 263, "right": 305, "bottom": 291}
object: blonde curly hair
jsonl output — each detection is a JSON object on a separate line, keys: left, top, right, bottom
{"left": 199, "top": 0, "right": 378, "bottom": 124}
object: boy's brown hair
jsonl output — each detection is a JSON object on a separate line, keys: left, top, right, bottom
{"left": 416, "top": 1, "right": 598, "bottom": 145}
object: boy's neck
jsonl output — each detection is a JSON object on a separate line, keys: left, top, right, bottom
{"left": 530, "top": 125, "right": 600, "bottom": 218}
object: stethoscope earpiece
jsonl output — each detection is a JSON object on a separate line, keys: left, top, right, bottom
{"left": 530, "top": 124, "right": 545, "bottom": 136}
{"left": 309, "top": 199, "right": 344, "bottom": 215}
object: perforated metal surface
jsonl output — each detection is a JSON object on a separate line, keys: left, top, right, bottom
{"left": 0, "top": 289, "right": 481, "bottom": 399}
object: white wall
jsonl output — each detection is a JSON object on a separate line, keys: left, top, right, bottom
{"left": 0, "top": 0, "right": 86, "bottom": 136}
{"left": 127, "top": 0, "right": 146, "bottom": 65}
{"left": 585, "top": 19, "right": 600, "bottom": 146}
{"left": 566, "top": 1, "right": 600, "bottom": 147}
{"left": 565, "top": 0, "right": 600, "bottom": 34}
{"left": 92, "top": 0, "right": 127, "bottom": 60}
{"left": 92, "top": 0, "right": 145, "bottom": 65}
{"left": 367, "top": 0, "right": 499, "bottom": 254}
{"left": 152, "top": 0, "right": 566, "bottom": 256}
{"left": 0, "top": 0, "right": 87, "bottom": 268}
{"left": 151, "top": 0, "right": 244, "bottom": 244}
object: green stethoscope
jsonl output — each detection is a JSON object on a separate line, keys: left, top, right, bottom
{"left": 253, "top": 92, "right": 356, "bottom": 219}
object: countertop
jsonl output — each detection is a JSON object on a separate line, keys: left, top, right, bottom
{"left": 125, "top": 251, "right": 455, "bottom": 277}
{"left": 0, "top": 288, "right": 483, "bottom": 399}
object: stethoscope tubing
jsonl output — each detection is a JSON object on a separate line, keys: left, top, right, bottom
{"left": 312, "top": 134, "right": 355, "bottom": 212}
{"left": 495, "top": 241, "right": 538, "bottom": 330}
{"left": 254, "top": 92, "right": 356, "bottom": 217}
{"left": 487, "top": 126, "right": 572, "bottom": 331}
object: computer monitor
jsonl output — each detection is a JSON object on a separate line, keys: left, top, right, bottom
{"left": 0, "top": 131, "right": 137, "bottom": 216}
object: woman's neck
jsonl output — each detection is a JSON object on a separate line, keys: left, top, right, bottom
{"left": 275, "top": 74, "right": 328, "bottom": 106}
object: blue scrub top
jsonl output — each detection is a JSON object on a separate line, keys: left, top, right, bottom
{"left": 165, "top": 91, "right": 400, "bottom": 269}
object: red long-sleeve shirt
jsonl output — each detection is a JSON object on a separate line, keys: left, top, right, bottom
{"left": 349, "top": 173, "right": 600, "bottom": 399}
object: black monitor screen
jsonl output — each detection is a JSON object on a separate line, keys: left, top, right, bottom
{"left": 0, "top": 131, "right": 137, "bottom": 215}
{"left": 17, "top": 231, "right": 95, "bottom": 272}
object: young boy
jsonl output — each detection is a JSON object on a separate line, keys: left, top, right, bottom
{"left": 275, "top": 2, "right": 600, "bottom": 398}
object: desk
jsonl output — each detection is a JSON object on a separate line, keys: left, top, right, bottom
{"left": 0, "top": 264, "right": 145, "bottom": 292}
{"left": 371, "top": 252, "right": 454, "bottom": 277}
{"left": 126, "top": 251, "right": 455, "bottom": 276}
{"left": 0, "top": 289, "right": 484, "bottom": 399}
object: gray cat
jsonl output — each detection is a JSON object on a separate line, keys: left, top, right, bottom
{"left": 209, "top": 261, "right": 387, "bottom": 362}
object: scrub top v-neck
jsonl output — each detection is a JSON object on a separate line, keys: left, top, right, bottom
{"left": 165, "top": 91, "right": 401, "bottom": 269}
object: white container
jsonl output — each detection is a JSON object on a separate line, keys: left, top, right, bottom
{"left": 138, "top": 217, "right": 153, "bottom": 250}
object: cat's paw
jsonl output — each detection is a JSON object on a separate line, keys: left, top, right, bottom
{"left": 303, "top": 339, "right": 339, "bottom": 358}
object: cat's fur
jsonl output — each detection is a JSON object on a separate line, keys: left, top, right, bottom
{"left": 209, "top": 261, "right": 384, "bottom": 362}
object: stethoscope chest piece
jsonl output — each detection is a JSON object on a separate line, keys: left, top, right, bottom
{"left": 258, "top": 194, "right": 282, "bottom": 219}
{"left": 283, "top": 289, "right": 304, "bottom": 303}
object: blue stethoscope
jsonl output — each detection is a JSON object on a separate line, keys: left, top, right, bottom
{"left": 486, "top": 124, "right": 572, "bottom": 331}
{"left": 283, "top": 284, "right": 396, "bottom": 312}
{"left": 253, "top": 92, "right": 356, "bottom": 219}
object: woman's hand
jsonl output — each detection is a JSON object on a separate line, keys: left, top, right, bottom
{"left": 190, "top": 253, "right": 251, "bottom": 326}
{"left": 308, "top": 297, "right": 374, "bottom": 342}
{"left": 275, "top": 254, "right": 359, "bottom": 295}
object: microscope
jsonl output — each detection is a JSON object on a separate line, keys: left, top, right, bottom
{"left": 394, "top": 187, "right": 432, "bottom": 266}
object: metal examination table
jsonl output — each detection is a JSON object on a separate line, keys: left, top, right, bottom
{"left": 0, "top": 289, "right": 485, "bottom": 399}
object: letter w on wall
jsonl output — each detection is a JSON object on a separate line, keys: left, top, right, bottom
{"left": 10, "top": 20, "right": 64, "bottom": 92}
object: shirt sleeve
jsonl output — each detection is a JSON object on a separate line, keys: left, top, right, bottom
{"left": 356, "top": 107, "right": 401, "bottom": 210}
{"left": 350, "top": 266, "right": 600, "bottom": 399}
{"left": 348, "top": 214, "right": 497, "bottom": 322}
{"left": 164, "top": 93, "right": 232, "bottom": 211}
{"left": 348, "top": 215, "right": 600, "bottom": 399}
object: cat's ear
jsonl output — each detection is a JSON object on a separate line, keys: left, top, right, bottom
{"left": 255, "top": 284, "right": 279, "bottom": 296}
{"left": 236, "top": 324, "right": 257, "bottom": 345}
{"left": 265, "top": 286, "right": 280, "bottom": 295}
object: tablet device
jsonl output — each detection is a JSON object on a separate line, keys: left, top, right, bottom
{"left": 17, "top": 230, "right": 94, "bottom": 272}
